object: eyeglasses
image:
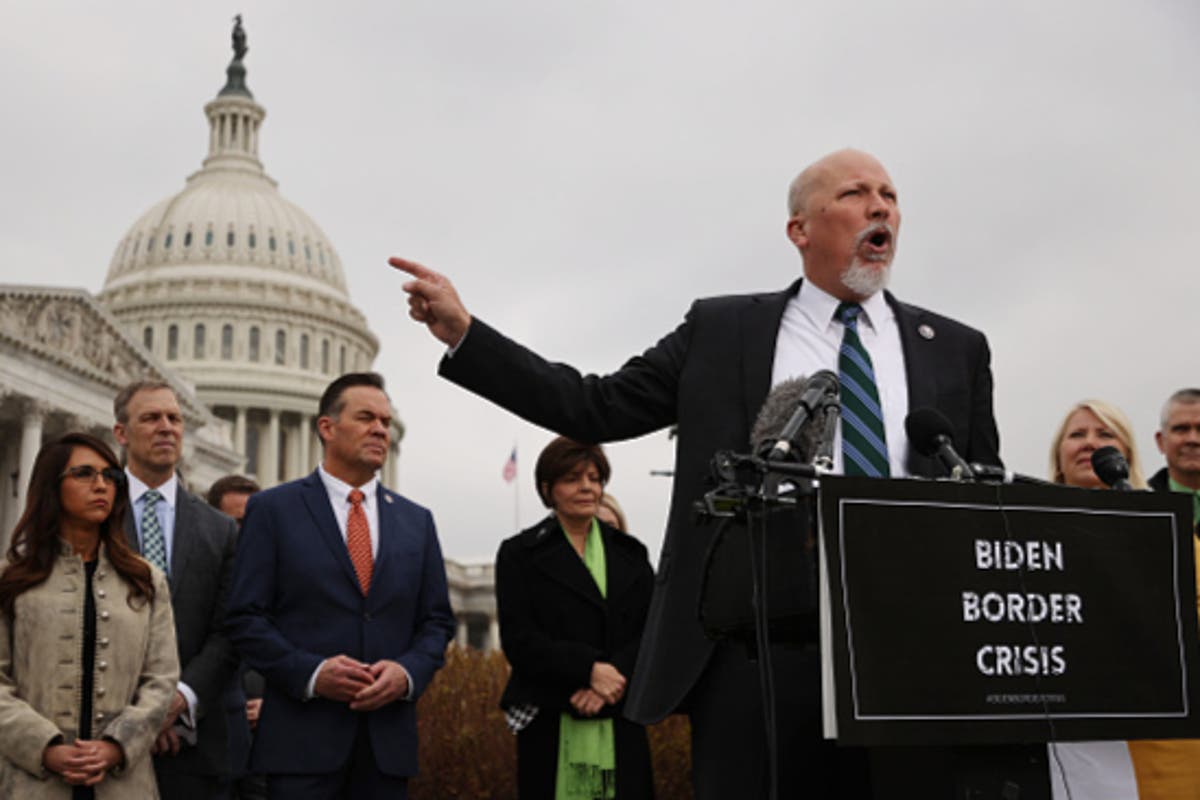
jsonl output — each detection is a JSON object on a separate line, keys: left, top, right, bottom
{"left": 60, "top": 465, "right": 125, "bottom": 486}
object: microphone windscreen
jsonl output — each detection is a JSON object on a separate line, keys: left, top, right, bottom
{"left": 751, "top": 377, "right": 810, "bottom": 452}
{"left": 905, "top": 407, "right": 955, "bottom": 458}
{"left": 1090, "top": 446, "right": 1131, "bottom": 487}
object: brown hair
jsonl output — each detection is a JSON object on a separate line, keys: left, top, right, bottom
{"left": 206, "top": 474, "right": 261, "bottom": 509}
{"left": 534, "top": 437, "right": 611, "bottom": 508}
{"left": 0, "top": 433, "right": 155, "bottom": 618}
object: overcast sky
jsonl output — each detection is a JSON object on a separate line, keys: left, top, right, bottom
{"left": 2, "top": 1, "right": 1197, "bottom": 563}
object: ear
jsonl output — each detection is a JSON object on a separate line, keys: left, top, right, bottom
{"left": 786, "top": 216, "right": 808, "bottom": 250}
{"left": 316, "top": 415, "right": 334, "bottom": 444}
{"left": 1155, "top": 429, "right": 1166, "bottom": 454}
{"left": 112, "top": 422, "right": 129, "bottom": 449}
{"left": 539, "top": 482, "right": 551, "bottom": 506}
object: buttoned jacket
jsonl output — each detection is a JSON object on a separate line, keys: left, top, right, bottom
{"left": 0, "top": 543, "right": 179, "bottom": 799}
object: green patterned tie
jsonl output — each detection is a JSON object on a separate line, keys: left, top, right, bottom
{"left": 141, "top": 489, "right": 168, "bottom": 572}
{"left": 836, "top": 302, "right": 890, "bottom": 477}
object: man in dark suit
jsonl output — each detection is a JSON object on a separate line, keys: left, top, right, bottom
{"left": 207, "top": 474, "right": 267, "bottom": 800}
{"left": 226, "top": 373, "right": 455, "bottom": 799}
{"left": 113, "top": 380, "right": 240, "bottom": 798}
{"left": 391, "top": 149, "right": 1040, "bottom": 798}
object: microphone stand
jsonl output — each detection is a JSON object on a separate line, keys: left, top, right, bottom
{"left": 695, "top": 395, "right": 837, "bottom": 800}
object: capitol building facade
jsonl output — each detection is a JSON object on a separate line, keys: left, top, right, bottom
{"left": 0, "top": 24, "right": 496, "bottom": 650}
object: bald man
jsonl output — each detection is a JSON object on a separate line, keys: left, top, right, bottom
{"left": 394, "top": 149, "right": 1032, "bottom": 798}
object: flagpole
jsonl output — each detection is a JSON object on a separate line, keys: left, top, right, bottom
{"left": 503, "top": 444, "right": 520, "bottom": 532}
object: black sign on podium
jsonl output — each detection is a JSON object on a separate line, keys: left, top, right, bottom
{"left": 817, "top": 476, "right": 1200, "bottom": 746}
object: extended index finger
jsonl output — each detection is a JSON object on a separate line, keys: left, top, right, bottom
{"left": 388, "top": 256, "right": 438, "bottom": 283}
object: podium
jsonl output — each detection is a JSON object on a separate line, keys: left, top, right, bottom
{"left": 817, "top": 476, "right": 1200, "bottom": 746}
{"left": 698, "top": 471, "right": 1200, "bottom": 797}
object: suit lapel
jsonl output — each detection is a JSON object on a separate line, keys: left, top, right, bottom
{"left": 740, "top": 279, "right": 802, "bottom": 431}
{"left": 299, "top": 472, "right": 362, "bottom": 593}
{"left": 888, "top": 293, "right": 938, "bottom": 413}
{"left": 169, "top": 489, "right": 194, "bottom": 588}
{"left": 602, "top": 528, "right": 640, "bottom": 601}
{"left": 889, "top": 294, "right": 943, "bottom": 475}
{"left": 529, "top": 523, "right": 604, "bottom": 609}
{"left": 370, "top": 485, "right": 405, "bottom": 604}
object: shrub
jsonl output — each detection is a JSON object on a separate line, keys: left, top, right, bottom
{"left": 411, "top": 646, "right": 692, "bottom": 799}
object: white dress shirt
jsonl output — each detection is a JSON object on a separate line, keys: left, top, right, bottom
{"left": 771, "top": 281, "right": 910, "bottom": 476}
{"left": 317, "top": 466, "right": 381, "bottom": 559}
{"left": 305, "top": 466, "right": 411, "bottom": 700}
{"left": 126, "top": 470, "right": 178, "bottom": 568}
{"left": 124, "top": 469, "right": 198, "bottom": 730}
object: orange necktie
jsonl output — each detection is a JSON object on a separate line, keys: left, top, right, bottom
{"left": 347, "top": 489, "right": 373, "bottom": 595}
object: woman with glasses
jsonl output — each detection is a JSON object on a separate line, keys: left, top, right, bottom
{"left": 0, "top": 433, "right": 179, "bottom": 799}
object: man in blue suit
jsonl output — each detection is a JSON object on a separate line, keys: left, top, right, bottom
{"left": 226, "top": 372, "right": 455, "bottom": 799}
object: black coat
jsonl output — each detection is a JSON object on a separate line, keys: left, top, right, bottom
{"left": 443, "top": 280, "right": 1001, "bottom": 724}
{"left": 496, "top": 516, "right": 654, "bottom": 799}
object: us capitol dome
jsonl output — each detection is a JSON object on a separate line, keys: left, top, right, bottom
{"left": 97, "top": 18, "right": 401, "bottom": 489}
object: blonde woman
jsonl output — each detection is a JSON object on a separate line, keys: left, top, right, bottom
{"left": 1047, "top": 401, "right": 1200, "bottom": 800}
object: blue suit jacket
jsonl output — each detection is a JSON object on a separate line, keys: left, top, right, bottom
{"left": 225, "top": 471, "right": 455, "bottom": 777}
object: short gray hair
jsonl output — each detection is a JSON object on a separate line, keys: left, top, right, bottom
{"left": 1161, "top": 388, "right": 1200, "bottom": 429}
{"left": 114, "top": 379, "right": 174, "bottom": 424}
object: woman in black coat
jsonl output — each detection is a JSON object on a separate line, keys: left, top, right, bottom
{"left": 496, "top": 437, "right": 655, "bottom": 799}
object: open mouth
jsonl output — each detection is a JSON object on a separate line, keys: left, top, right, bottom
{"left": 857, "top": 226, "right": 894, "bottom": 260}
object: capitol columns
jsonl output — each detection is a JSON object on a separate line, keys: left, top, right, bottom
{"left": 385, "top": 441, "right": 399, "bottom": 489}
{"left": 264, "top": 409, "right": 281, "bottom": 486}
{"left": 233, "top": 406, "right": 248, "bottom": 457}
{"left": 15, "top": 400, "right": 47, "bottom": 526}
{"left": 298, "top": 415, "right": 312, "bottom": 477}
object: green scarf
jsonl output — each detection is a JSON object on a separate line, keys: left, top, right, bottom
{"left": 555, "top": 518, "right": 617, "bottom": 800}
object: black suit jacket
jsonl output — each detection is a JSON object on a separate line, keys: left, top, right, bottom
{"left": 125, "top": 483, "right": 240, "bottom": 782}
{"left": 441, "top": 279, "right": 1000, "bottom": 723}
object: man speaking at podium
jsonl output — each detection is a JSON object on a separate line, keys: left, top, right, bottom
{"left": 393, "top": 149, "right": 1034, "bottom": 798}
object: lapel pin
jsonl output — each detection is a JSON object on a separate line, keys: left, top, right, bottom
{"left": 384, "top": 494, "right": 394, "bottom": 504}
{"left": 918, "top": 324, "right": 935, "bottom": 340}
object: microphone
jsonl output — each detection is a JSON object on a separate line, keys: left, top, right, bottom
{"left": 751, "top": 371, "right": 839, "bottom": 462}
{"left": 969, "top": 463, "right": 1057, "bottom": 487}
{"left": 1091, "top": 446, "right": 1135, "bottom": 491}
{"left": 905, "top": 408, "right": 975, "bottom": 481}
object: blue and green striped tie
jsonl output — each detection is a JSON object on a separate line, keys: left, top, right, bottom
{"left": 836, "top": 302, "right": 890, "bottom": 478}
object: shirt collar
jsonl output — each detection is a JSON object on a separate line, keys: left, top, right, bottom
{"left": 318, "top": 464, "right": 379, "bottom": 505}
{"left": 797, "top": 279, "right": 893, "bottom": 332}
{"left": 125, "top": 469, "right": 178, "bottom": 508}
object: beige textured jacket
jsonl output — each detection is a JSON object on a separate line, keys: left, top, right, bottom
{"left": 0, "top": 543, "right": 179, "bottom": 799}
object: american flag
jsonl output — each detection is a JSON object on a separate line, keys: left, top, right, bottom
{"left": 502, "top": 447, "right": 518, "bottom": 483}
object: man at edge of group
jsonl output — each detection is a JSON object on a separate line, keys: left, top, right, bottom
{"left": 392, "top": 148, "right": 1045, "bottom": 798}
{"left": 1128, "top": 388, "right": 1200, "bottom": 798}
{"left": 225, "top": 372, "right": 455, "bottom": 799}
{"left": 208, "top": 474, "right": 267, "bottom": 800}
{"left": 113, "top": 380, "right": 241, "bottom": 798}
